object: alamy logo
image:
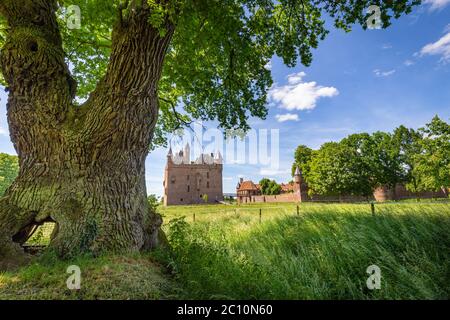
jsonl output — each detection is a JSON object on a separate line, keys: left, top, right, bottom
{"left": 66, "top": 265, "right": 81, "bottom": 290}
{"left": 366, "top": 5, "right": 382, "bottom": 30}
{"left": 66, "top": 5, "right": 81, "bottom": 30}
{"left": 366, "top": 265, "right": 381, "bottom": 290}
{"left": 170, "top": 122, "right": 280, "bottom": 172}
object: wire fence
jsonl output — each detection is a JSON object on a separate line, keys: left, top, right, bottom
{"left": 22, "top": 200, "right": 450, "bottom": 248}
{"left": 161, "top": 200, "right": 450, "bottom": 224}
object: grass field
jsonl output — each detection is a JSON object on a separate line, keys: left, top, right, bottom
{"left": 159, "top": 202, "right": 450, "bottom": 299}
{"left": 1, "top": 202, "right": 449, "bottom": 300}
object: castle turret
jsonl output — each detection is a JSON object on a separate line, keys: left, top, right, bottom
{"left": 294, "top": 167, "right": 307, "bottom": 202}
{"left": 294, "top": 167, "right": 302, "bottom": 184}
{"left": 236, "top": 178, "right": 244, "bottom": 191}
{"left": 214, "top": 151, "right": 223, "bottom": 164}
{"left": 167, "top": 147, "right": 173, "bottom": 165}
{"left": 183, "top": 143, "right": 190, "bottom": 164}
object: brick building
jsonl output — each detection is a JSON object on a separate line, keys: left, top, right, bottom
{"left": 237, "top": 167, "right": 307, "bottom": 204}
{"left": 163, "top": 143, "right": 223, "bottom": 206}
{"left": 237, "top": 167, "right": 448, "bottom": 204}
{"left": 236, "top": 179, "right": 261, "bottom": 200}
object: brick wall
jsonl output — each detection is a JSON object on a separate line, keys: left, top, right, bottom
{"left": 374, "top": 184, "right": 448, "bottom": 201}
{"left": 239, "top": 184, "right": 448, "bottom": 205}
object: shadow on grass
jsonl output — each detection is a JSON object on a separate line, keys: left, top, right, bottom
{"left": 0, "top": 252, "right": 181, "bottom": 300}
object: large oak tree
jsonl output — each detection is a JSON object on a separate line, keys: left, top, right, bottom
{"left": 0, "top": 0, "right": 420, "bottom": 264}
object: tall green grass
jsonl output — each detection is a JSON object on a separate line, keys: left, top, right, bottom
{"left": 160, "top": 203, "right": 450, "bottom": 299}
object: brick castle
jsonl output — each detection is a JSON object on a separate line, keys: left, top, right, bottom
{"left": 163, "top": 143, "right": 223, "bottom": 206}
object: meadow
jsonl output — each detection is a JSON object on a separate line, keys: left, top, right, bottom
{"left": 159, "top": 202, "right": 450, "bottom": 300}
{"left": 0, "top": 202, "right": 449, "bottom": 300}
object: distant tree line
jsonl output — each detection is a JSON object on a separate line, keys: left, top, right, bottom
{"left": 259, "top": 178, "right": 282, "bottom": 195}
{"left": 291, "top": 116, "right": 450, "bottom": 198}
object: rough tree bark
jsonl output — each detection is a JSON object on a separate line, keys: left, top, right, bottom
{"left": 0, "top": 0, "right": 174, "bottom": 267}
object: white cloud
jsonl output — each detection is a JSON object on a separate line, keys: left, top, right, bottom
{"left": 445, "top": 24, "right": 450, "bottom": 33}
{"left": 275, "top": 113, "right": 299, "bottom": 122}
{"left": 424, "top": 0, "right": 450, "bottom": 10}
{"left": 264, "top": 61, "right": 272, "bottom": 70}
{"left": 382, "top": 43, "right": 393, "bottom": 49}
{"left": 287, "top": 71, "right": 307, "bottom": 84}
{"left": 269, "top": 72, "right": 339, "bottom": 111}
{"left": 373, "top": 69, "right": 396, "bottom": 77}
{"left": 404, "top": 59, "right": 415, "bottom": 66}
{"left": 420, "top": 32, "right": 450, "bottom": 63}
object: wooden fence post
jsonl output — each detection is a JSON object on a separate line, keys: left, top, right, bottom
{"left": 193, "top": 213, "right": 196, "bottom": 222}
{"left": 297, "top": 205, "right": 299, "bottom": 216}
{"left": 371, "top": 203, "right": 375, "bottom": 216}
{"left": 259, "top": 209, "right": 262, "bottom": 223}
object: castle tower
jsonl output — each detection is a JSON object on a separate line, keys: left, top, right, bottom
{"left": 294, "top": 167, "right": 307, "bottom": 202}
{"left": 163, "top": 145, "right": 223, "bottom": 206}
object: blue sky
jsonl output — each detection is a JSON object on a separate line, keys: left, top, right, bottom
{"left": 0, "top": 1, "right": 449, "bottom": 197}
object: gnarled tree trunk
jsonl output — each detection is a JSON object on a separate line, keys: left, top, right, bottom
{"left": 0, "top": 0, "right": 174, "bottom": 267}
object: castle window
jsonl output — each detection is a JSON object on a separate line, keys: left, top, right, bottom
{"left": 207, "top": 172, "right": 209, "bottom": 179}
{"left": 180, "top": 198, "right": 183, "bottom": 202}
{"left": 187, "top": 185, "right": 190, "bottom": 192}
{"left": 207, "top": 182, "right": 210, "bottom": 188}
{"left": 171, "top": 177, "right": 175, "bottom": 184}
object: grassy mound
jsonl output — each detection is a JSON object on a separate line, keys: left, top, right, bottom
{"left": 0, "top": 253, "right": 179, "bottom": 300}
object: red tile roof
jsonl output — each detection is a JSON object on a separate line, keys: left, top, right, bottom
{"left": 237, "top": 181, "right": 260, "bottom": 191}
{"left": 280, "top": 182, "right": 295, "bottom": 192}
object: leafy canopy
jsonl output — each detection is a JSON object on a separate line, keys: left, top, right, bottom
{"left": 307, "top": 141, "right": 374, "bottom": 197}
{"left": 414, "top": 116, "right": 450, "bottom": 192}
{"left": 291, "top": 144, "right": 313, "bottom": 178}
{"left": 0, "top": 0, "right": 421, "bottom": 146}
{"left": 392, "top": 125, "right": 423, "bottom": 192}
{"left": 259, "top": 178, "right": 281, "bottom": 195}
{"left": 294, "top": 116, "right": 449, "bottom": 197}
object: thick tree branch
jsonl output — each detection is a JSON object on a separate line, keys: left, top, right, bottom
{"left": 56, "top": 5, "right": 178, "bottom": 171}
{"left": 0, "top": 0, "right": 74, "bottom": 101}
{"left": 0, "top": 0, "right": 75, "bottom": 158}
{"left": 89, "top": 0, "right": 178, "bottom": 104}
